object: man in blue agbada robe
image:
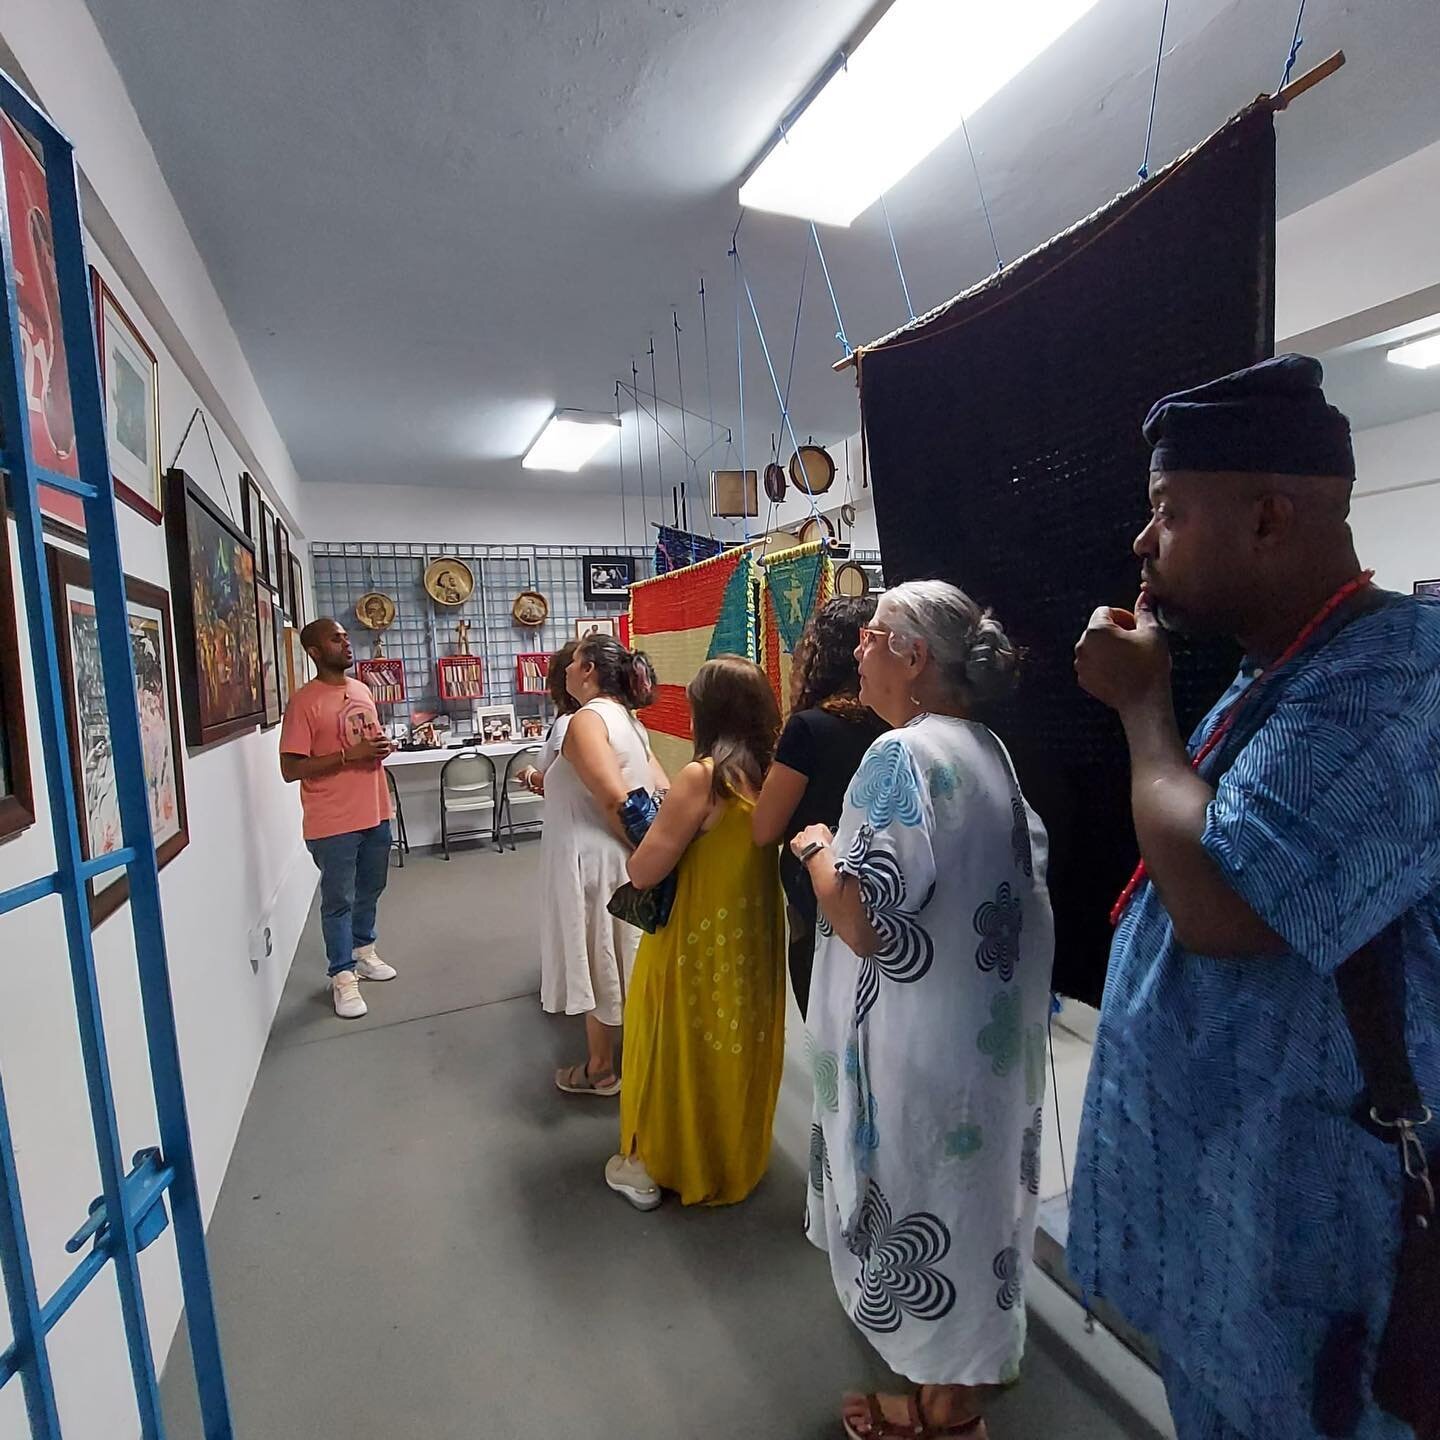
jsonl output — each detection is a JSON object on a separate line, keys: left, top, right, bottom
{"left": 1070, "top": 354, "right": 1440, "bottom": 1440}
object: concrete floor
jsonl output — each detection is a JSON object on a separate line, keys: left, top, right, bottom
{"left": 160, "top": 841, "right": 1149, "bottom": 1439}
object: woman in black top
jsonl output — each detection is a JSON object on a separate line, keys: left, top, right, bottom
{"left": 752, "top": 596, "right": 884, "bottom": 1014}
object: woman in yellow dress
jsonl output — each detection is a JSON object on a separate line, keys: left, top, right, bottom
{"left": 606, "top": 656, "right": 786, "bottom": 1209}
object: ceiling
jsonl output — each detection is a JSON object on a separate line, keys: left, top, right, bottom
{"left": 80, "top": 0, "right": 1440, "bottom": 502}
{"left": 1319, "top": 311, "right": 1440, "bottom": 432}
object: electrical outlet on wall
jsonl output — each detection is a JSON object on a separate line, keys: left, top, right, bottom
{"left": 248, "top": 924, "right": 273, "bottom": 973}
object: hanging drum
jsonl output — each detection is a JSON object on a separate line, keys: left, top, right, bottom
{"left": 797, "top": 514, "right": 835, "bottom": 546}
{"left": 840, "top": 502, "right": 857, "bottom": 528}
{"left": 834, "top": 560, "right": 870, "bottom": 598}
{"left": 764, "top": 462, "right": 787, "bottom": 504}
{"left": 789, "top": 444, "right": 835, "bottom": 497}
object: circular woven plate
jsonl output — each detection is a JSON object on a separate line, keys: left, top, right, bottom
{"left": 355, "top": 591, "right": 396, "bottom": 629}
{"left": 424, "top": 557, "right": 475, "bottom": 606}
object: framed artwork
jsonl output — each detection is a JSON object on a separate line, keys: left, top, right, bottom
{"left": 575, "top": 616, "right": 619, "bottom": 642}
{"left": 582, "top": 554, "right": 636, "bottom": 604}
{"left": 520, "top": 715, "right": 545, "bottom": 740}
{"left": 240, "top": 472, "right": 263, "bottom": 549}
{"left": 164, "top": 468, "right": 264, "bottom": 747}
{"left": 90, "top": 267, "right": 162, "bottom": 523}
{"left": 1414, "top": 580, "right": 1440, "bottom": 599}
{"left": 1, "top": 114, "right": 84, "bottom": 536}
{"left": 476, "top": 704, "right": 517, "bottom": 743}
{"left": 273, "top": 517, "right": 291, "bottom": 614}
{"left": 47, "top": 546, "right": 189, "bottom": 926}
{"left": 276, "top": 611, "right": 292, "bottom": 714}
{"left": 289, "top": 553, "right": 305, "bottom": 627}
{"left": 257, "top": 497, "right": 273, "bottom": 583}
{"left": 257, "top": 582, "right": 281, "bottom": 729}
{"left": 0, "top": 515, "right": 35, "bottom": 842}
{"left": 285, "top": 624, "right": 314, "bottom": 693}
{"left": 356, "top": 657, "right": 405, "bottom": 704}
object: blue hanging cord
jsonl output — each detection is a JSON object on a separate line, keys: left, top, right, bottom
{"left": 735, "top": 244, "right": 822, "bottom": 525}
{"left": 1138, "top": 0, "right": 1171, "bottom": 181}
{"left": 959, "top": 113, "right": 1004, "bottom": 272}
{"left": 731, "top": 243, "right": 750, "bottom": 542}
{"left": 777, "top": 238, "right": 809, "bottom": 452}
{"left": 808, "top": 221, "right": 852, "bottom": 358}
{"left": 879, "top": 192, "right": 916, "bottom": 323}
{"left": 1279, "top": 0, "right": 1307, "bottom": 88}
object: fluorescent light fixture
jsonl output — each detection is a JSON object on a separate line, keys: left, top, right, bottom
{"left": 1386, "top": 332, "right": 1440, "bottom": 371}
{"left": 739, "top": 0, "right": 1099, "bottom": 227}
{"left": 521, "top": 410, "right": 620, "bottom": 472}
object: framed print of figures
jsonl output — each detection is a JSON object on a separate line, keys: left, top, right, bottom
{"left": 582, "top": 554, "right": 635, "bottom": 605}
{"left": 0, "top": 517, "right": 35, "bottom": 841}
{"left": 0, "top": 113, "right": 86, "bottom": 537}
{"left": 273, "top": 518, "right": 291, "bottom": 615}
{"left": 47, "top": 546, "right": 189, "bottom": 926}
{"left": 257, "top": 582, "right": 281, "bottom": 728}
{"left": 276, "top": 611, "right": 292, "bottom": 715}
{"left": 257, "top": 497, "right": 273, "bottom": 583}
{"left": 1415, "top": 579, "right": 1440, "bottom": 599}
{"left": 90, "top": 267, "right": 162, "bottom": 523}
{"left": 164, "top": 468, "right": 264, "bottom": 747}
{"left": 475, "top": 704, "right": 517, "bottom": 743}
{"left": 575, "top": 616, "right": 618, "bottom": 642}
{"left": 289, "top": 553, "right": 305, "bottom": 628}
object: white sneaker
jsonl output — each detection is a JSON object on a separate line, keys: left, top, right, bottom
{"left": 353, "top": 945, "right": 397, "bottom": 981}
{"left": 331, "top": 970, "right": 368, "bottom": 1019}
{"left": 605, "top": 1154, "right": 662, "bottom": 1211}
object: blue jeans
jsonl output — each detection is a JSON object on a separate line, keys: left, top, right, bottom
{"left": 306, "top": 821, "right": 392, "bottom": 976}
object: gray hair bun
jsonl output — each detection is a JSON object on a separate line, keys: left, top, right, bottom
{"left": 962, "top": 612, "right": 1020, "bottom": 703}
{"left": 877, "top": 579, "right": 1020, "bottom": 705}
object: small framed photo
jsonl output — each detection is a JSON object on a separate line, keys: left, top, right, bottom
{"left": 575, "top": 616, "right": 619, "bottom": 642}
{"left": 91, "top": 268, "right": 162, "bottom": 523}
{"left": 520, "top": 715, "right": 545, "bottom": 740}
{"left": 582, "top": 554, "right": 636, "bottom": 604}
{"left": 1414, "top": 579, "right": 1440, "bottom": 599}
{"left": 476, "top": 703, "right": 518, "bottom": 743}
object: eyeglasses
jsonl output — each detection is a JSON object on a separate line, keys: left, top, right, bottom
{"left": 857, "top": 626, "right": 894, "bottom": 649}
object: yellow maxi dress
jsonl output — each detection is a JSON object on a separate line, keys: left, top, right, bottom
{"left": 619, "top": 787, "right": 786, "bottom": 1205}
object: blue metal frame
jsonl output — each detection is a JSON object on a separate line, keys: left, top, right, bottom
{"left": 0, "top": 71, "right": 233, "bottom": 1436}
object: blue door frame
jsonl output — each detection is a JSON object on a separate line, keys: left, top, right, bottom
{"left": 0, "top": 71, "right": 233, "bottom": 1437}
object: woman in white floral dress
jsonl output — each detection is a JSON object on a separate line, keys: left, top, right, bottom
{"left": 791, "top": 581, "right": 1054, "bottom": 1440}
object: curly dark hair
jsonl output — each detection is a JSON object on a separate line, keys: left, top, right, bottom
{"left": 792, "top": 595, "right": 878, "bottom": 718}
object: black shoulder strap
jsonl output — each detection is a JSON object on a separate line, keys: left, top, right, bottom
{"left": 1333, "top": 923, "right": 1423, "bottom": 1130}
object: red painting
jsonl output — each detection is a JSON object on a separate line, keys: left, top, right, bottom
{"left": 0, "top": 113, "right": 83, "bottom": 532}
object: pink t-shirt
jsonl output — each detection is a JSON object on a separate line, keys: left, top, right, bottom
{"left": 279, "top": 677, "right": 394, "bottom": 840}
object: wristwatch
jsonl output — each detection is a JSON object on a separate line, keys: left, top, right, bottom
{"left": 797, "top": 839, "right": 827, "bottom": 864}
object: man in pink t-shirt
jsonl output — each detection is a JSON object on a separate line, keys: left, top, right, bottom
{"left": 279, "top": 618, "right": 398, "bottom": 1019}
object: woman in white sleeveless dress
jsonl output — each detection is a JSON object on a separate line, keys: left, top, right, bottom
{"left": 540, "top": 635, "right": 666, "bottom": 1095}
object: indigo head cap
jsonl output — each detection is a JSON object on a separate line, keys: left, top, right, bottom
{"left": 1143, "top": 354, "right": 1355, "bottom": 480}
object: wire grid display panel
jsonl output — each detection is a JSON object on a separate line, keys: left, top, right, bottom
{"left": 310, "top": 542, "right": 651, "bottom": 721}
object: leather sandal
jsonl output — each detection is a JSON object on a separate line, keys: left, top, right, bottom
{"left": 842, "top": 1393, "right": 988, "bottom": 1440}
{"left": 554, "top": 1061, "right": 620, "bottom": 1097}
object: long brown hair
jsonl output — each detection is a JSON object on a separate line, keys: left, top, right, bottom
{"left": 792, "top": 595, "right": 878, "bottom": 720}
{"left": 548, "top": 641, "right": 581, "bottom": 714}
{"left": 687, "top": 656, "right": 780, "bottom": 801}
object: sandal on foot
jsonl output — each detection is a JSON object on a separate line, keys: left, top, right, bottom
{"left": 554, "top": 1062, "right": 620, "bottom": 1097}
{"left": 842, "top": 1393, "right": 988, "bottom": 1440}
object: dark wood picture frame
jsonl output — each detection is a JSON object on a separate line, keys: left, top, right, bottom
{"left": 1413, "top": 579, "right": 1440, "bottom": 599}
{"left": 257, "top": 498, "right": 273, "bottom": 583}
{"left": 273, "top": 516, "right": 291, "bottom": 615}
{"left": 240, "top": 472, "right": 263, "bottom": 550}
{"left": 164, "top": 467, "right": 265, "bottom": 747}
{"left": 582, "top": 553, "right": 636, "bottom": 605}
{"left": 288, "top": 552, "right": 305, "bottom": 628}
{"left": 0, "top": 510, "right": 35, "bottom": 842}
{"left": 90, "top": 266, "right": 163, "bottom": 524}
{"left": 47, "top": 545, "right": 189, "bottom": 925}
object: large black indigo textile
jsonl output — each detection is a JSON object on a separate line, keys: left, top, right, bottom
{"left": 857, "top": 105, "right": 1276, "bottom": 1003}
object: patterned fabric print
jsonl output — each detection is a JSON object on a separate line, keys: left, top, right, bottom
{"left": 848, "top": 738, "right": 926, "bottom": 829}
{"left": 847, "top": 1181, "right": 957, "bottom": 1334}
{"left": 977, "top": 991, "right": 1022, "bottom": 1076}
{"left": 1010, "top": 797, "right": 1033, "bottom": 877}
{"left": 929, "top": 761, "right": 960, "bottom": 801}
{"left": 992, "top": 1246, "right": 1022, "bottom": 1311}
{"left": 839, "top": 824, "right": 935, "bottom": 1022}
{"left": 944, "top": 1124, "right": 984, "bottom": 1160}
{"left": 1020, "top": 1107, "right": 1042, "bottom": 1195}
{"left": 1024, "top": 1023, "right": 1047, "bottom": 1108}
{"left": 812, "top": 1044, "right": 840, "bottom": 1113}
{"left": 1069, "top": 599, "right": 1440, "bottom": 1439}
{"left": 810, "top": 1123, "right": 831, "bottom": 1196}
{"left": 973, "top": 881, "right": 1023, "bottom": 981}
{"left": 854, "top": 1091, "right": 880, "bottom": 1172}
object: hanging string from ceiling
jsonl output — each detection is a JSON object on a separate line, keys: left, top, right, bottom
{"left": 618, "top": 382, "right": 727, "bottom": 467}
{"left": 672, "top": 309, "right": 698, "bottom": 534}
{"left": 631, "top": 359, "right": 650, "bottom": 536}
{"left": 647, "top": 338, "right": 666, "bottom": 522}
{"left": 1279, "top": 0, "right": 1308, "bottom": 87}
{"left": 731, "top": 223, "right": 752, "bottom": 543}
{"left": 615, "top": 379, "right": 629, "bottom": 549}
{"left": 959, "top": 112, "right": 1004, "bottom": 273}
{"left": 698, "top": 278, "right": 719, "bottom": 538}
{"left": 1137, "top": 0, "right": 1172, "bottom": 180}
{"left": 878, "top": 192, "right": 916, "bottom": 324}
{"left": 808, "top": 221, "right": 852, "bottom": 358}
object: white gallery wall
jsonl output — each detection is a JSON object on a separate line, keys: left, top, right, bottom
{"left": 1350, "top": 410, "right": 1440, "bottom": 592}
{"left": 0, "top": 3, "right": 313, "bottom": 1435}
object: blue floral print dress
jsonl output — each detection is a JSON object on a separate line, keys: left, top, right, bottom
{"left": 805, "top": 715, "right": 1055, "bottom": 1385}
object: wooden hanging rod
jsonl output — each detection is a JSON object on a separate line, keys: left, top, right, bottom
{"left": 829, "top": 49, "right": 1347, "bottom": 374}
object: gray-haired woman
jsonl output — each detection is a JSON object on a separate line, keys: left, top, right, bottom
{"left": 790, "top": 580, "right": 1054, "bottom": 1439}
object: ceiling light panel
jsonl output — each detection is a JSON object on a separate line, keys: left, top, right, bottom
{"left": 521, "top": 411, "right": 621, "bottom": 472}
{"left": 1386, "top": 333, "right": 1440, "bottom": 371}
{"left": 739, "top": 0, "right": 1099, "bottom": 228}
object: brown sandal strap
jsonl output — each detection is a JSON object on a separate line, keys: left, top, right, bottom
{"left": 856, "top": 1393, "right": 985, "bottom": 1439}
